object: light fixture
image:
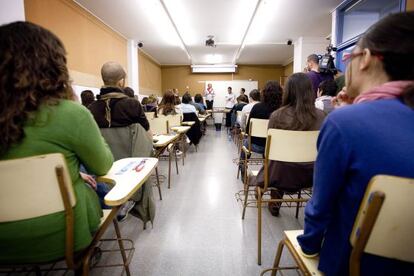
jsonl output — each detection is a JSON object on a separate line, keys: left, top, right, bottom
{"left": 205, "top": 54, "right": 223, "bottom": 64}
{"left": 191, "top": 64, "right": 237, "bottom": 73}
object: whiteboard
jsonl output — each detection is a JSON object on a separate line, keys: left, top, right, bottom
{"left": 204, "top": 80, "right": 258, "bottom": 108}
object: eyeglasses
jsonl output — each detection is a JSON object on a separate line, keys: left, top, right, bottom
{"left": 342, "top": 52, "right": 364, "bottom": 63}
{"left": 342, "top": 51, "right": 384, "bottom": 63}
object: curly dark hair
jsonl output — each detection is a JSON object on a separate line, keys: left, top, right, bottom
{"left": 261, "top": 80, "right": 282, "bottom": 111}
{"left": 0, "top": 21, "right": 73, "bottom": 155}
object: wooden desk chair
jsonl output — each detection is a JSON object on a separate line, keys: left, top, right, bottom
{"left": 261, "top": 175, "right": 414, "bottom": 276}
{"left": 253, "top": 129, "right": 319, "bottom": 265}
{"left": 0, "top": 154, "right": 157, "bottom": 275}
{"left": 238, "top": 118, "right": 269, "bottom": 188}
{"left": 149, "top": 116, "right": 180, "bottom": 195}
{"left": 165, "top": 114, "right": 182, "bottom": 130}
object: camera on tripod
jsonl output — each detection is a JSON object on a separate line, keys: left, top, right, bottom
{"left": 318, "top": 44, "right": 338, "bottom": 75}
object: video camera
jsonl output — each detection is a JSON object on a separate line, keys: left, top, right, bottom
{"left": 318, "top": 44, "right": 337, "bottom": 75}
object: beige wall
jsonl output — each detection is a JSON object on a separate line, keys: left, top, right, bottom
{"left": 283, "top": 62, "right": 293, "bottom": 77}
{"left": 407, "top": 0, "right": 414, "bottom": 10}
{"left": 24, "top": 0, "right": 127, "bottom": 87}
{"left": 138, "top": 50, "right": 162, "bottom": 96}
{"left": 161, "top": 65, "right": 284, "bottom": 96}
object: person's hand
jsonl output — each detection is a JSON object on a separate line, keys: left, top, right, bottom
{"left": 80, "top": 172, "right": 97, "bottom": 190}
{"left": 332, "top": 87, "right": 353, "bottom": 108}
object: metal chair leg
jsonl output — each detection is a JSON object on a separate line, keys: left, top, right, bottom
{"left": 241, "top": 180, "right": 249, "bottom": 219}
{"left": 168, "top": 150, "right": 172, "bottom": 189}
{"left": 270, "top": 239, "right": 286, "bottom": 276}
{"left": 296, "top": 191, "right": 301, "bottom": 219}
{"left": 258, "top": 186, "right": 262, "bottom": 265}
{"left": 113, "top": 220, "right": 131, "bottom": 276}
{"left": 155, "top": 167, "right": 162, "bottom": 200}
{"left": 174, "top": 151, "right": 179, "bottom": 175}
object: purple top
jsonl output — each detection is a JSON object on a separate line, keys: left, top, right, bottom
{"left": 307, "top": 71, "right": 333, "bottom": 95}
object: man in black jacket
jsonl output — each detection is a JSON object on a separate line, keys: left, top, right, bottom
{"left": 89, "top": 61, "right": 149, "bottom": 131}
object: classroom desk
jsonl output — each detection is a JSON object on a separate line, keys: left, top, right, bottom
{"left": 98, "top": 157, "right": 158, "bottom": 206}
{"left": 153, "top": 134, "right": 180, "bottom": 189}
{"left": 170, "top": 126, "right": 191, "bottom": 134}
{"left": 181, "top": 121, "right": 195, "bottom": 126}
{"left": 153, "top": 134, "right": 180, "bottom": 150}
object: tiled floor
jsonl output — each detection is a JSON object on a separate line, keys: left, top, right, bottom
{"left": 96, "top": 126, "right": 304, "bottom": 276}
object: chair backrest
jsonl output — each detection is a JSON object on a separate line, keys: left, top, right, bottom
{"left": 166, "top": 114, "right": 182, "bottom": 128}
{"left": 266, "top": 129, "right": 319, "bottom": 162}
{"left": 0, "top": 153, "right": 76, "bottom": 223}
{"left": 350, "top": 175, "right": 414, "bottom": 263}
{"left": 145, "top": 112, "right": 155, "bottom": 120}
{"left": 249, "top": 118, "right": 269, "bottom": 138}
{"left": 150, "top": 116, "right": 169, "bottom": 135}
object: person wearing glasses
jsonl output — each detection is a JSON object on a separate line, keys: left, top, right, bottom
{"left": 297, "top": 12, "right": 414, "bottom": 276}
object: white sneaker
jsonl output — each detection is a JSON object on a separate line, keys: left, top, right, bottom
{"left": 175, "top": 150, "right": 183, "bottom": 156}
{"left": 186, "top": 137, "right": 191, "bottom": 144}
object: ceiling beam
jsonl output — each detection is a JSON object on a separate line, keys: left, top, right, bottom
{"left": 159, "top": 0, "right": 192, "bottom": 63}
{"left": 232, "top": 0, "right": 262, "bottom": 64}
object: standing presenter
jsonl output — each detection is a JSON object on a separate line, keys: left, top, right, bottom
{"left": 204, "top": 83, "right": 215, "bottom": 110}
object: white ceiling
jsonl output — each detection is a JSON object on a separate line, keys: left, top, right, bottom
{"left": 75, "top": 0, "right": 342, "bottom": 65}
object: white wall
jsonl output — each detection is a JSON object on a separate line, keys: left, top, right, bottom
{"left": 127, "top": 39, "right": 139, "bottom": 95}
{"left": 0, "top": 0, "right": 25, "bottom": 25}
{"left": 293, "top": 37, "right": 328, "bottom": 73}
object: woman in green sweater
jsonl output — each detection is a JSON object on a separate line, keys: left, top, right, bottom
{"left": 0, "top": 22, "right": 114, "bottom": 263}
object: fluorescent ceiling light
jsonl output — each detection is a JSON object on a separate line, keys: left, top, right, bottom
{"left": 245, "top": 0, "right": 281, "bottom": 43}
{"left": 227, "top": 0, "right": 260, "bottom": 44}
{"left": 191, "top": 64, "right": 238, "bottom": 73}
{"left": 206, "top": 54, "right": 223, "bottom": 64}
{"left": 162, "top": 0, "right": 197, "bottom": 45}
{"left": 140, "top": 0, "right": 181, "bottom": 46}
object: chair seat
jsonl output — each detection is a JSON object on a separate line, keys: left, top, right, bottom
{"left": 284, "top": 230, "right": 323, "bottom": 276}
{"left": 99, "top": 209, "right": 112, "bottom": 227}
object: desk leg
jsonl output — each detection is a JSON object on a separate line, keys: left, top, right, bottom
{"left": 155, "top": 167, "right": 163, "bottom": 200}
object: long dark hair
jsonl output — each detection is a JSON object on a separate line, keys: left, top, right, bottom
{"left": 159, "top": 90, "right": 177, "bottom": 115}
{"left": 0, "top": 22, "right": 72, "bottom": 155}
{"left": 358, "top": 11, "right": 414, "bottom": 107}
{"left": 277, "top": 73, "right": 317, "bottom": 130}
{"left": 261, "top": 80, "right": 282, "bottom": 111}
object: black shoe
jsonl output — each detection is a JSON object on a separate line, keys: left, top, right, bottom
{"left": 117, "top": 200, "right": 136, "bottom": 222}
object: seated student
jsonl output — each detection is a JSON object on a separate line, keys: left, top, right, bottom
{"left": 194, "top": 93, "right": 207, "bottom": 114}
{"left": 315, "top": 79, "right": 337, "bottom": 114}
{"left": 181, "top": 92, "right": 202, "bottom": 145}
{"left": 239, "top": 81, "right": 283, "bottom": 179}
{"left": 88, "top": 62, "right": 149, "bottom": 131}
{"left": 88, "top": 62, "right": 151, "bottom": 221}
{"left": 123, "top": 86, "right": 135, "bottom": 98}
{"left": 0, "top": 22, "right": 113, "bottom": 263}
{"left": 189, "top": 93, "right": 205, "bottom": 114}
{"left": 297, "top": 12, "right": 414, "bottom": 276}
{"left": 158, "top": 90, "right": 181, "bottom": 115}
{"left": 240, "top": 89, "right": 260, "bottom": 130}
{"left": 231, "top": 94, "right": 248, "bottom": 128}
{"left": 145, "top": 95, "right": 158, "bottom": 113}
{"left": 254, "top": 73, "right": 325, "bottom": 216}
{"left": 80, "top": 89, "right": 95, "bottom": 107}
{"left": 141, "top": 96, "right": 149, "bottom": 107}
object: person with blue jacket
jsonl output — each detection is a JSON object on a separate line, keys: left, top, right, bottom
{"left": 297, "top": 12, "right": 414, "bottom": 276}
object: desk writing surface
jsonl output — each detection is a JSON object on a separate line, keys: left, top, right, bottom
{"left": 98, "top": 157, "right": 158, "bottom": 206}
{"left": 153, "top": 134, "right": 179, "bottom": 148}
{"left": 181, "top": 121, "right": 195, "bottom": 126}
{"left": 170, "top": 126, "right": 191, "bottom": 133}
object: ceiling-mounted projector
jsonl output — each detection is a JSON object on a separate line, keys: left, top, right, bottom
{"left": 205, "top": 35, "right": 216, "bottom": 47}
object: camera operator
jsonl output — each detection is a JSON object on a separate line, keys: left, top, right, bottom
{"left": 306, "top": 54, "right": 334, "bottom": 95}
